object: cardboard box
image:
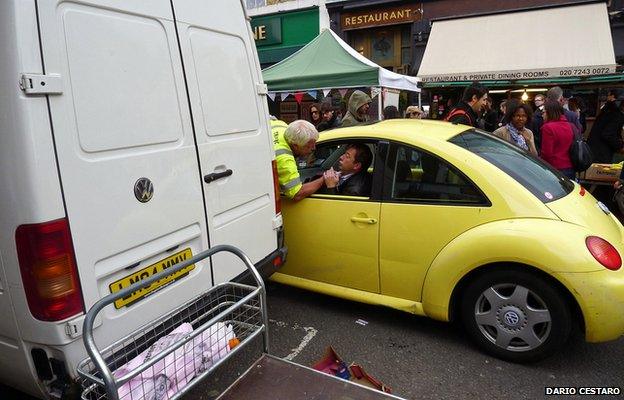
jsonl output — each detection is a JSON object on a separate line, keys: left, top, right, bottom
{"left": 583, "top": 163, "right": 622, "bottom": 182}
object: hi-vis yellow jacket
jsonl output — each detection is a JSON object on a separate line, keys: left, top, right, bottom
{"left": 271, "top": 119, "right": 302, "bottom": 199}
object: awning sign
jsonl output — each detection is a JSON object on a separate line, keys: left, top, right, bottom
{"left": 419, "top": 65, "right": 617, "bottom": 83}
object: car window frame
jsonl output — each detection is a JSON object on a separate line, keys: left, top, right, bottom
{"left": 381, "top": 141, "right": 491, "bottom": 207}
{"left": 300, "top": 138, "right": 388, "bottom": 202}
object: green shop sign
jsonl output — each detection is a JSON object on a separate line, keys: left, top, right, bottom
{"left": 251, "top": 16, "right": 282, "bottom": 46}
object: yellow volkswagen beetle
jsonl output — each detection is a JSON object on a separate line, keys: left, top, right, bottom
{"left": 273, "top": 119, "right": 624, "bottom": 362}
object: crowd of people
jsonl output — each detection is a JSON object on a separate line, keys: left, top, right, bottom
{"left": 273, "top": 82, "right": 624, "bottom": 202}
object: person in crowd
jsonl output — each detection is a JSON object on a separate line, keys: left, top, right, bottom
{"left": 546, "top": 86, "right": 581, "bottom": 136}
{"left": 493, "top": 99, "right": 538, "bottom": 156}
{"left": 322, "top": 143, "right": 373, "bottom": 196}
{"left": 530, "top": 94, "right": 545, "bottom": 151}
{"left": 341, "top": 90, "right": 372, "bottom": 127}
{"left": 497, "top": 99, "right": 508, "bottom": 128}
{"left": 272, "top": 119, "right": 326, "bottom": 201}
{"left": 405, "top": 105, "right": 424, "bottom": 119}
{"left": 317, "top": 101, "right": 341, "bottom": 132}
{"left": 587, "top": 92, "right": 624, "bottom": 163}
{"left": 540, "top": 100, "right": 575, "bottom": 179}
{"left": 481, "top": 96, "right": 498, "bottom": 132}
{"left": 308, "top": 103, "right": 322, "bottom": 128}
{"left": 568, "top": 97, "right": 587, "bottom": 135}
{"left": 445, "top": 82, "right": 488, "bottom": 127}
{"left": 383, "top": 105, "right": 400, "bottom": 120}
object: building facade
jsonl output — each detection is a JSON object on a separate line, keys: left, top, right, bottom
{"left": 247, "top": 0, "right": 330, "bottom": 68}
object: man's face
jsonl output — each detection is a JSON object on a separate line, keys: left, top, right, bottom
{"left": 338, "top": 148, "right": 360, "bottom": 175}
{"left": 471, "top": 94, "right": 488, "bottom": 113}
{"left": 322, "top": 109, "right": 333, "bottom": 122}
{"left": 293, "top": 139, "right": 316, "bottom": 157}
{"left": 358, "top": 102, "right": 370, "bottom": 116}
{"left": 534, "top": 96, "right": 545, "bottom": 108}
{"left": 608, "top": 93, "right": 616, "bottom": 102}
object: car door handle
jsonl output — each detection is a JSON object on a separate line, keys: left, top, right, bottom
{"left": 350, "top": 216, "right": 378, "bottom": 224}
{"left": 204, "top": 169, "right": 233, "bottom": 184}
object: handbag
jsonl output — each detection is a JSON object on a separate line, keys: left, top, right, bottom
{"left": 568, "top": 124, "right": 593, "bottom": 172}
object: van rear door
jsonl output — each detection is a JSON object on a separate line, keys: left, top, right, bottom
{"left": 35, "top": 0, "right": 213, "bottom": 336}
{"left": 172, "top": 0, "right": 279, "bottom": 283}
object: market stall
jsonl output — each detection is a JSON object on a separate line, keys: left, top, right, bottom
{"left": 262, "top": 28, "right": 420, "bottom": 121}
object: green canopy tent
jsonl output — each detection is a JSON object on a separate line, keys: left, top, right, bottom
{"left": 262, "top": 29, "right": 420, "bottom": 118}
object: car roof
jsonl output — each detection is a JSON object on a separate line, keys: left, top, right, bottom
{"left": 318, "top": 119, "right": 471, "bottom": 143}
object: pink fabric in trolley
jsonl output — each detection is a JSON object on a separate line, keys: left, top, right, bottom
{"left": 113, "top": 322, "right": 234, "bottom": 400}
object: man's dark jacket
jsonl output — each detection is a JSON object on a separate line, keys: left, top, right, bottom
{"left": 587, "top": 101, "right": 624, "bottom": 163}
{"left": 326, "top": 172, "right": 372, "bottom": 196}
{"left": 447, "top": 101, "right": 479, "bottom": 127}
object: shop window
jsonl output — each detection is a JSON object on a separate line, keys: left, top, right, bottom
{"left": 349, "top": 26, "right": 412, "bottom": 71}
{"left": 371, "top": 29, "right": 396, "bottom": 67}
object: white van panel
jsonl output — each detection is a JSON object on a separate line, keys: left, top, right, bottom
{"left": 188, "top": 28, "right": 260, "bottom": 136}
{"left": 173, "top": 0, "right": 277, "bottom": 283}
{"left": 62, "top": 8, "right": 184, "bottom": 152}
{"left": 31, "top": 0, "right": 213, "bottom": 345}
{"left": 0, "top": 0, "right": 70, "bottom": 395}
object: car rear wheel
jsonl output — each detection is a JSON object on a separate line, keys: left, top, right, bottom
{"left": 460, "top": 269, "right": 572, "bottom": 363}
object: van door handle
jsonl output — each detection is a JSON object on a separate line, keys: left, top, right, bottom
{"left": 204, "top": 169, "right": 233, "bottom": 184}
{"left": 350, "top": 216, "right": 378, "bottom": 224}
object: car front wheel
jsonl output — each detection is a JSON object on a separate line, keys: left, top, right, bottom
{"left": 460, "top": 269, "right": 572, "bottom": 363}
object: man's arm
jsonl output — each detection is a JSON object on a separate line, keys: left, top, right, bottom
{"left": 292, "top": 176, "right": 324, "bottom": 201}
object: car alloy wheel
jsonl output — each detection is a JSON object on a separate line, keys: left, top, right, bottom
{"left": 474, "top": 283, "right": 551, "bottom": 352}
{"left": 461, "top": 269, "right": 572, "bottom": 362}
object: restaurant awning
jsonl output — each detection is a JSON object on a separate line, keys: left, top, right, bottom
{"left": 417, "top": 3, "right": 616, "bottom": 86}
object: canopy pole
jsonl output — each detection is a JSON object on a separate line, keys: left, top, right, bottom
{"left": 418, "top": 92, "right": 422, "bottom": 109}
{"left": 377, "top": 87, "right": 382, "bottom": 120}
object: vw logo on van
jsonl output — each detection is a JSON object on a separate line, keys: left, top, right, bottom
{"left": 134, "top": 178, "right": 154, "bottom": 203}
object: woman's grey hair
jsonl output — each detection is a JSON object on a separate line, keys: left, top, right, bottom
{"left": 284, "top": 120, "right": 319, "bottom": 146}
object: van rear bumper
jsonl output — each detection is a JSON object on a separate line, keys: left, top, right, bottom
{"left": 234, "top": 228, "right": 287, "bottom": 284}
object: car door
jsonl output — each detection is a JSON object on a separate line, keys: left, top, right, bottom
{"left": 280, "top": 140, "right": 385, "bottom": 293}
{"left": 379, "top": 142, "right": 492, "bottom": 302}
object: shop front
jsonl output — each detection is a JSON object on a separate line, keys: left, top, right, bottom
{"left": 416, "top": 2, "right": 620, "bottom": 135}
{"left": 327, "top": 1, "right": 424, "bottom": 111}
{"left": 250, "top": 8, "right": 320, "bottom": 69}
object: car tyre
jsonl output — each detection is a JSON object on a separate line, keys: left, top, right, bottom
{"left": 460, "top": 269, "right": 572, "bottom": 363}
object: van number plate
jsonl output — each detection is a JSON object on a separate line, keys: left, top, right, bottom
{"left": 109, "top": 248, "right": 195, "bottom": 309}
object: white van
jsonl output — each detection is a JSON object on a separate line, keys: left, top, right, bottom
{"left": 0, "top": 0, "right": 285, "bottom": 398}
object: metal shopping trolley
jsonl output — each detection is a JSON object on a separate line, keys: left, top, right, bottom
{"left": 76, "top": 245, "right": 269, "bottom": 400}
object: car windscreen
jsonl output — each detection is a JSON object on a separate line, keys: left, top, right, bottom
{"left": 449, "top": 129, "right": 574, "bottom": 203}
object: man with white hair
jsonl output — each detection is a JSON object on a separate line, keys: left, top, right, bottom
{"left": 271, "top": 119, "right": 325, "bottom": 201}
{"left": 546, "top": 86, "right": 582, "bottom": 136}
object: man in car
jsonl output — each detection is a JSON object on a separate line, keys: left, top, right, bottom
{"left": 323, "top": 143, "right": 373, "bottom": 196}
{"left": 272, "top": 118, "right": 325, "bottom": 201}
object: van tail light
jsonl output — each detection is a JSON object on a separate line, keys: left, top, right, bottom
{"left": 271, "top": 160, "right": 281, "bottom": 214}
{"left": 586, "top": 236, "right": 622, "bottom": 271}
{"left": 15, "top": 218, "right": 84, "bottom": 321}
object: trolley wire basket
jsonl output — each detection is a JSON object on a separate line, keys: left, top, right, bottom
{"left": 76, "top": 245, "right": 269, "bottom": 400}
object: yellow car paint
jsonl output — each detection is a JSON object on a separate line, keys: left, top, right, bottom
{"left": 278, "top": 119, "right": 624, "bottom": 345}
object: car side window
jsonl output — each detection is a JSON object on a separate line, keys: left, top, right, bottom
{"left": 390, "top": 144, "right": 486, "bottom": 204}
{"left": 298, "top": 141, "right": 377, "bottom": 198}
